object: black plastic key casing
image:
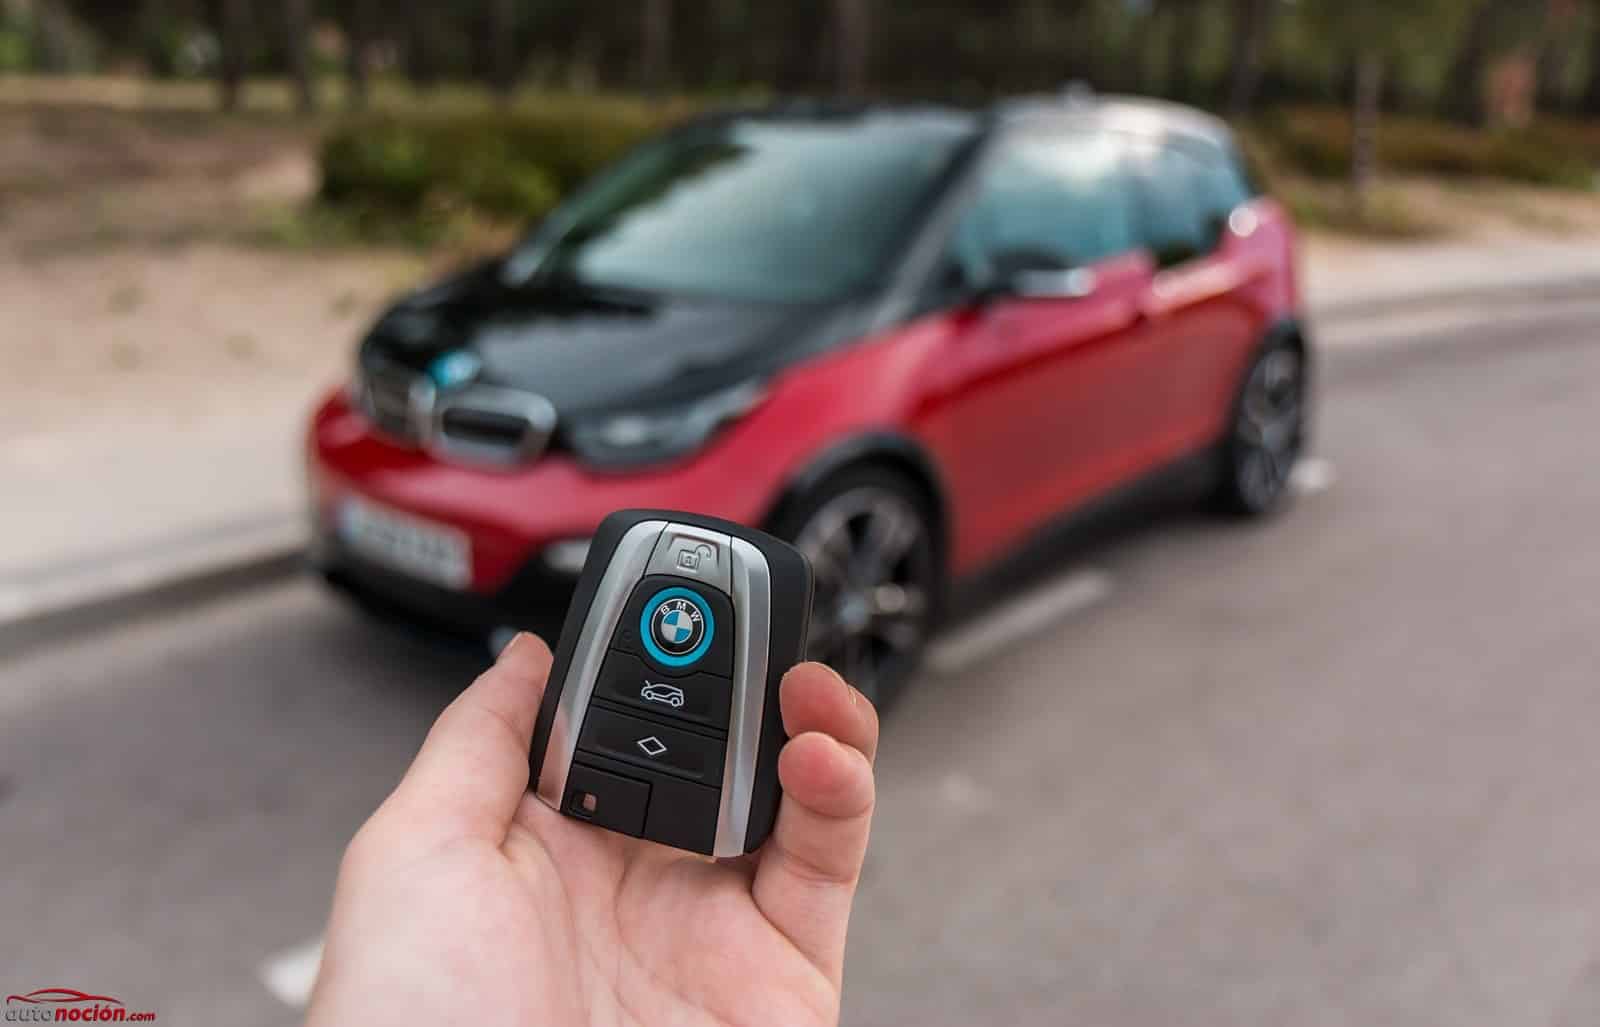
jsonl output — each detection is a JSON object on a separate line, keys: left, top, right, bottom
{"left": 529, "top": 509, "right": 812, "bottom": 856}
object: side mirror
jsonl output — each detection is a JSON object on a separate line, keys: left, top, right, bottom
{"left": 940, "top": 260, "right": 1098, "bottom": 309}
{"left": 1006, "top": 267, "right": 1098, "bottom": 301}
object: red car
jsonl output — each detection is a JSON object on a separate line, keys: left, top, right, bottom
{"left": 307, "top": 93, "right": 1308, "bottom": 704}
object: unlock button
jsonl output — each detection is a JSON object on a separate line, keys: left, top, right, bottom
{"left": 646, "top": 525, "right": 733, "bottom": 592}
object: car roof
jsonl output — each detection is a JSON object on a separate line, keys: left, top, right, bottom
{"left": 993, "top": 92, "right": 1237, "bottom": 149}
{"left": 702, "top": 91, "right": 1235, "bottom": 152}
{"left": 693, "top": 100, "right": 982, "bottom": 138}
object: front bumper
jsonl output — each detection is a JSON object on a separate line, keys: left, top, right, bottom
{"left": 304, "top": 387, "right": 784, "bottom": 645}
{"left": 311, "top": 534, "right": 577, "bottom": 644}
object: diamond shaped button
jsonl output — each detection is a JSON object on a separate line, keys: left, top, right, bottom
{"left": 577, "top": 707, "right": 724, "bottom": 785}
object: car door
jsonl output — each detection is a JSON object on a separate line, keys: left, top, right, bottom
{"left": 1126, "top": 138, "right": 1265, "bottom": 456}
{"left": 914, "top": 127, "right": 1162, "bottom": 571}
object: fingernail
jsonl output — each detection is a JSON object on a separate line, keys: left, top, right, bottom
{"left": 500, "top": 631, "right": 535, "bottom": 661}
{"left": 813, "top": 661, "right": 857, "bottom": 707}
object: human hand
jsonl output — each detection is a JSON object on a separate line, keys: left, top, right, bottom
{"left": 306, "top": 632, "right": 879, "bottom": 1026}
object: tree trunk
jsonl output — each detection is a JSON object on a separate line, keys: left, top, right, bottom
{"left": 639, "top": 0, "right": 671, "bottom": 94}
{"left": 1064, "top": 0, "right": 1099, "bottom": 90}
{"left": 1350, "top": 51, "right": 1383, "bottom": 219}
{"left": 1535, "top": 0, "right": 1580, "bottom": 112}
{"left": 487, "top": 0, "right": 517, "bottom": 99}
{"left": 1581, "top": 0, "right": 1600, "bottom": 114}
{"left": 1441, "top": 0, "right": 1509, "bottom": 124}
{"left": 1227, "top": 0, "right": 1274, "bottom": 115}
{"left": 29, "top": 0, "right": 71, "bottom": 71}
{"left": 343, "top": 0, "right": 372, "bottom": 110}
{"left": 284, "top": 0, "right": 315, "bottom": 115}
{"left": 831, "top": 0, "right": 870, "bottom": 96}
{"left": 1165, "top": 0, "right": 1200, "bottom": 101}
{"left": 216, "top": 0, "right": 249, "bottom": 112}
{"left": 406, "top": 3, "right": 439, "bottom": 91}
{"left": 1137, "top": 0, "right": 1173, "bottom": 95}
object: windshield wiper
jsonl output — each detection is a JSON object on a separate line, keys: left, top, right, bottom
{"left": 519, "top": 266, "right": 657, "bottom": 314}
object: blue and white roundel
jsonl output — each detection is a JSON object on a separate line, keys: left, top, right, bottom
{"left": 659, "top": 608, "right": 696, "bottom": 645}
{"left": 641, "top": 587, "right": 714, "bottom": 667}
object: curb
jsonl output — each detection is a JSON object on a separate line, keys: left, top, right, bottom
{"left": 0, "top": 514, "right": 306, "bottom": 660}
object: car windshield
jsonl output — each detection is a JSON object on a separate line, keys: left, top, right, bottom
{"left": 504, "top": 114, "right": 978, "bottom": 304}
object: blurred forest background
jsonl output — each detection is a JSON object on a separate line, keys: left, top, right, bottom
{"left": 4, "top": 0, "right": 1600, "bottom": 242}
{"left": 9, "top": 0, "right": 1600, "bottom": 117}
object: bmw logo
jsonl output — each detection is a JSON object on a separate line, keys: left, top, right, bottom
{"left": 640, "top": 587, "right": 715, "bottom": 667}
{"left": 427, "top": 350, "right": 482, "bottom": 390}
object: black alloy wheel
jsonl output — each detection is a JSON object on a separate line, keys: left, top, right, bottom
{"left": 1217, "top": 342, "right": 1307, "bottom": 516}
{"left": 777, "top": 467, "right": 939, "bottom": 709}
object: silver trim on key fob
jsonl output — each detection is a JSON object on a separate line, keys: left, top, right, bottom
{"left": 535, "top": 520, "right": 667, "bottom": 808}
{"left": 537, "top": 518, "right": 777, "bottom": 858}
{"left": 715, "top": 536, "right": 772, "bottom": 857}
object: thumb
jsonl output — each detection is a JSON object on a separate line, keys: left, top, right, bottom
{"left": 386, "top": 633, "right": 552, "bottom": 844}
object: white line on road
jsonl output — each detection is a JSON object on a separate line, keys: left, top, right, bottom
{"left": 259, "top": 936, "right": 324, "bottom": 1009}
{"left": 1291, "top": 458, "right": 1338, "bottom": 497}
{"left": 926, "top": 568, "right": 1112, "bottom": 677}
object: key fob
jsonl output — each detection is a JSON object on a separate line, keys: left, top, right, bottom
{"left": 529, "top": 509, "right": 813, "bottom": 856}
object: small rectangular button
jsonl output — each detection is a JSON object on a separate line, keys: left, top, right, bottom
{"left": 577, "top": 707, "right": 726, "bottom": 787}
{"left": 562, "top": 763, "right": 650, "bottom": 837}
{"left": 594, "top": 650, "right": 732, "bottom": 731}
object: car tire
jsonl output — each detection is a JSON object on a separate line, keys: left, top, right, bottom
{"left": 769, "top": 464, "right": 942, "bottom": 711}
{"left": 1212, "top": 337, "right": 1308, "bottom": 517}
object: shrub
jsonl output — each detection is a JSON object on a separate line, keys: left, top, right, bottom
{"left": 1247, "top": 108, "right": 1597, "bottom": 189}
{"left": 317, "top": 96, "right": 685, "bottom": 227}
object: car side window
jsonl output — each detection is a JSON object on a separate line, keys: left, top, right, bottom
{"left": 1202, "top": 144, "right": 1258, "bottom": 217}
{"left": 946, "top": 130, "right": 1138, "bottom": 288}
{"left": 1191, "top": 140, "right": 1261, "bottom": 246}
{"left": 1129, "top": 142, "right": 1215, "bottom": 270}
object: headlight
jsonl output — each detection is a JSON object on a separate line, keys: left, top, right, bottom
{"left": 565, "top": 380, "right": 767, "bottom": 469}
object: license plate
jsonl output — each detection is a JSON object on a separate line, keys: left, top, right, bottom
{"left": 336, "top": 497, "right": 471, "bottom": 590}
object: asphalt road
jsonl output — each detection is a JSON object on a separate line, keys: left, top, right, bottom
{"left": 4, "top": 297, "right": 1599, "bottom": 1026}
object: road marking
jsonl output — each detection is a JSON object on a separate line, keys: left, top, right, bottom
{"left": 926, "top": 568, "right": 1112, "bottom": 677}
{"left": 1291, "top": 458, "right": 1338, "bottom": 496}
{"left": 259, "top": 936, "right": 324, "bottom": 1009}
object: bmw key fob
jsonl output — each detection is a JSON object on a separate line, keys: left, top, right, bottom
{"left": 529, "top": 509, "right": 813, "bottom": 856}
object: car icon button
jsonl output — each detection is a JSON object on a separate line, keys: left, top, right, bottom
{"left": 593, "top": 650, "right": 732, "bottom": 731}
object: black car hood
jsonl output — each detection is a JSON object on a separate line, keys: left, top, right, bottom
{"left": 362, "top": 260, "right": 862, "bottom": 417}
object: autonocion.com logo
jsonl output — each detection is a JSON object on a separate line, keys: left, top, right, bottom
{"left": 4, "top": 989, "right": 157, "bottom": 1022}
